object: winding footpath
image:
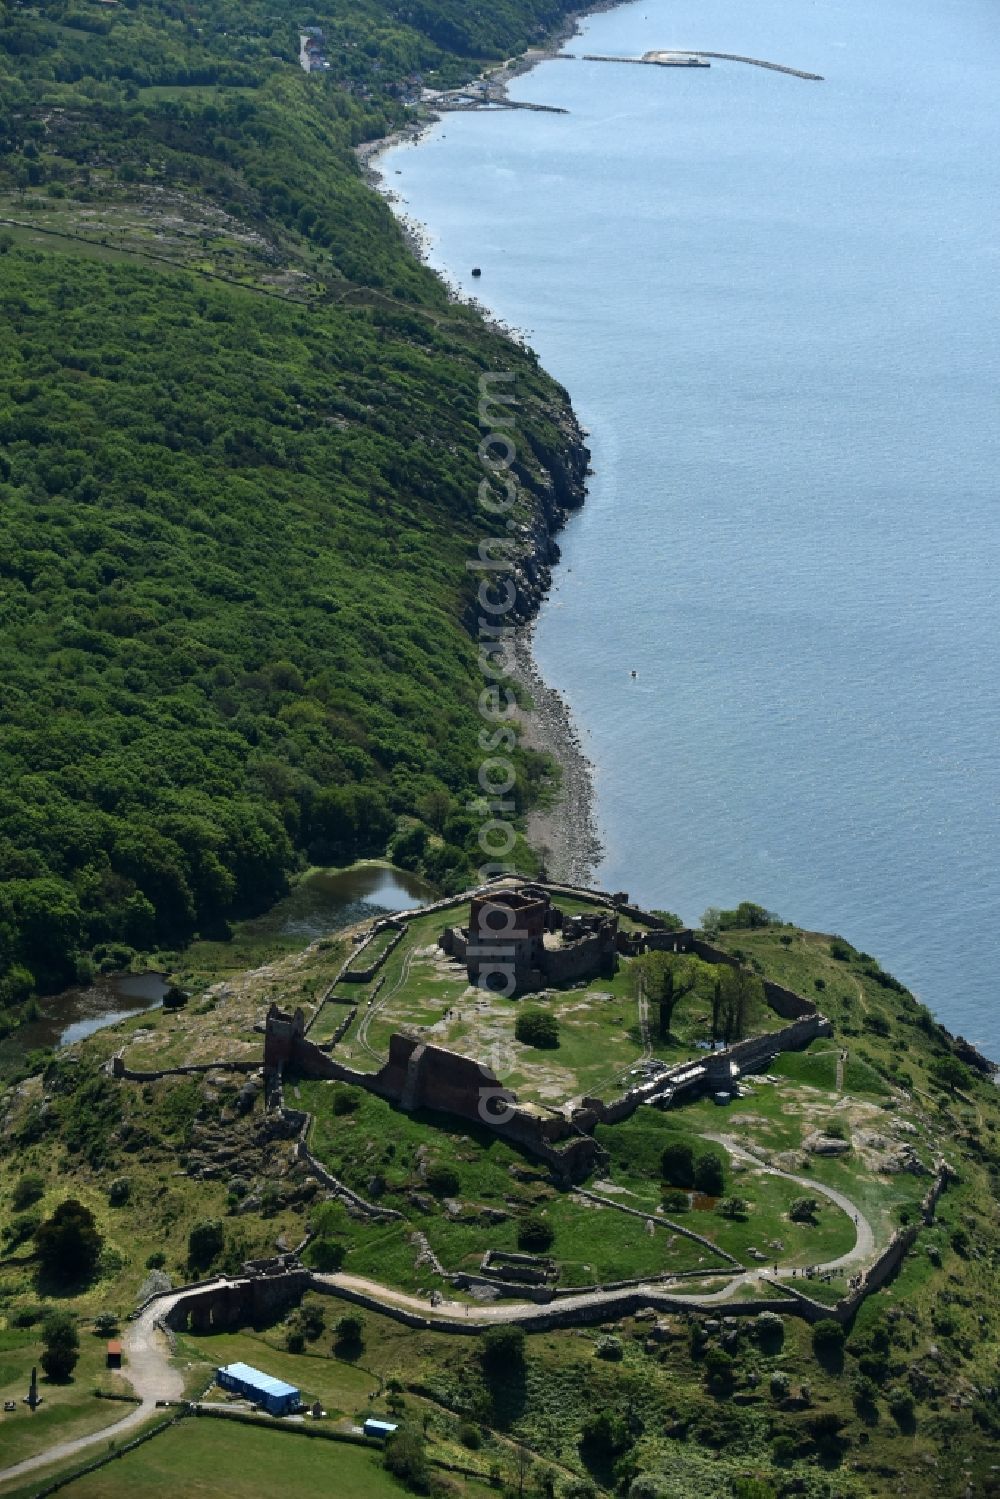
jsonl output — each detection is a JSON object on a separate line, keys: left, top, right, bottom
{"left": 0, "top": 1147, "right": 872, "bottom": 1487}
{"left": 0, "top": 1284, "right": 195, "bottom": 1487}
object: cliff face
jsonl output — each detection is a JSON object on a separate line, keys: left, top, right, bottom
{"left": 508, "top": 400, "right": 591, "bottom": 625}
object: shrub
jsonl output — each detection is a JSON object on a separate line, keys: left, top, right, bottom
{"left": 187, "top": 1219, "right": 224, "bottom": 1270}
{"left": 12, "top": 1173, "right": 44, "bottom": 1211}
{"left": 717, "top": 1196, "right": 748, "bottom": 1220}
{"left": 812, "top": 1319, "right": 845, "bottom": 1356}
{"left": 595, "top": 1335, "right": 623, "bottom": 1361}
{"left": 692, "top": 1150, "right": 725, "bottom": 1197}
{"left": 108, "top": 1177, "right": 131, "bottom": 1207}
{"left": 308, "top": 1238, "right": 346, "bottom": 1272}
{"left": 788, "top": 1196, "right": 819, "bottom": 1223}
{"left": 332, "top": 1087, "right": 361, "bottom": 1115}
{"left": 286, "top": 1328, "right": 305, "bottom": 1354}
{"left": 755, "top": 1311, "right": 784, "bottom": 1350}
{"left": 887, "top": 1387, "right": 915, "bottom": 1425}
{"left": 425, "top": 1164, "right": 460, "bottom": 1198}
{"left": 145, "top": 1251, "right": 166, "bottom": 1270}
{"left": 481, "top": 1325, "right": 524, "bottom": 1373}
{"left": 517, "top": 1214, "right": 554, "bottom": 1252}
{"left": 660, "top": 1189, "right": 690, "bottom": 1214}
{"left": 514, "top": 1009, "right": 559, "bottom": 1049}
{"left": 703, "top": 1347, "right": 735, "bottom": 1392}
{"left": 93, "top": 1312, "right": 119, "bottom": 1337}
{"left": 458, "top": 1421, "right": 481, "bottom": 1449}
{"left": 580, "top": 1409, "right": 630, "bottom": 1458}
{"left": 660, "top": 1141, "right": 695, "bottom": 1188}
{"left": 769, "top": 1371, "right": 790, "bottom": 1400}
{"left": 383, "top": 1425, "right": 429, "bottom": 1491}
{"left": 770, "top": 1434, "right": 798, "bottom": 1464}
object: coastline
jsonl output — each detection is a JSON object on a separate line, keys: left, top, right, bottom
{"left": 357, "top": 5, "right": 614, "bottom": 885}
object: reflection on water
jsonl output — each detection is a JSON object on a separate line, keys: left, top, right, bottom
{"left": 9, "top": 971, "right": 171, "bottom": 1056}
{"left": 238, "top": 864, "right": 436, "bottom": 943}
{"left": 1, "top": 863, "right": 435, "bottom": 1065}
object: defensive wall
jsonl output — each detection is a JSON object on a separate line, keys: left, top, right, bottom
{"left": 264, "top": 1007, "right": 599, "bottom": 1183}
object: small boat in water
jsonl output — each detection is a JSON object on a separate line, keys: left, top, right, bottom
{"left": 471, "top": 266, "right": 482, "bottom": 277}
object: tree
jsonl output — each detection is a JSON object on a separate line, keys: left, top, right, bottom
{"left": 34, "top": 1200, "right": 103, "bottom": 1284}
{"left": 929, "top": 1055, "right": 968, "bottom": 1094}
{"left": 383, "top": 1425, "right": 428, "bottom": 1491}
{"left": 309, "top": 1238, "right": 345, "bottom": 1272}
{"left": 187, "top": 1218, "right": 224, "bottom": 1270}
{"left": 514, "top": 1008, "right": 559, "bottom": 1049}
{"left": 716, "top": 966, "right": 763, "bottom": 1043}
{"left": 162, "top": 985, "right": 188, "bottom": 1010}
{"left": 580, "top": 1409, "right": 629, "bottom": 1460}
{"left": 789, "top": 1196, "right": 819, "bottom": 1223}
{"left": 693, "top": 1150, "right": 725, "bottom": 1197}
{"left": 481, "top": 1324, "right": 524, "bottom": 1374}
{"left": 335, "top": 1314, "right": 364, "bottom": 1349}
{"left": 40, "top": 1310, "right": 79, "bottom": 1382}
{"left": 517, "top": 1214, "right": 554, "bottom": 1252}
{"left": 718, "top": 1196, "right": 748, "bottom": 1220}
{"left": 660, "top": 1140, "right": 695, "bottom": 1188}
{"left": 93, "top": 1312, "right": 119, "bottom": 1337}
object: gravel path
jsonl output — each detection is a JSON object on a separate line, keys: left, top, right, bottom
{"left": 0, "top": 1285, "right": 202, "bottom": 1487}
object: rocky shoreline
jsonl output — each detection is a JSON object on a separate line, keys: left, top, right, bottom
{"left": 357, "top": 6, "right": 613, "bottom": 884}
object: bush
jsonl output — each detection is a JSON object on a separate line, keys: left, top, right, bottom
{"left": 481, "top": 1325, "right": 524, "bottom": 1373}
{"left": 187, "top": 1219, "right": 224, "bottom": 1270}
{"left": 332, "top": 1087, "right": 361, "bottom": 1115}
{"left": 660, "top": 1141, "right": 695, "bottom": 1188}
{"left": 384, "top": 1427, "right": 429, "bottom": 1492}
{"left": 335, "top": 1314, "right": 364, "bottom": 1349}
{"left": 887, "top": 1387, "right": 915, "bottom": 1425}
{"left": 93, "top": 1312, "right": 119, "bottom": 1337}
{"left": 108, "top": 1177, "right": 131, "bottom": 1207}
{"left": 458, "top": 1421, "right": 481, "bottom": 1449}
{"left": 514, "top": 1009, "right": 559, "bottom": 1049}
{"left": 660, "top": 1189, "right": 690, "bottom": 1213}
{"left": 717, "top": 1196, "right": 747, "bottom": 1220}
{"left": 425, "top": 1164, "right": 460, "bottom": 1198}
{"left": 594, "top": 1335, "right": 623, "bottom": 1361}
{"left": 769, "top": 1371, "right": 790, "bottom": 1400}
{"left": 309, "top": 1238, "right": 346, "bottom": 1272}
{"left": 789, "top": 1197, "right": 819, "bottom": 1223}
{"left": 580, "top": 1409, "right": 629, "bottom": 1459}
{"left": 703, "top": 1347, "right": 735, "bottom": 1392}
{"left": 34, "top": 1199, "right": 103, "bottom": 1285}
{"left": 692, "top": 1151, "right": 725, "bottom": 1197}
{"left": 517, "top": 1214, "right": 554, "bottom": 1252}
{"left": 755, "top": 1311, "right": 784, "bottom": 1350}
{"left": 12, "top": 1172, "right": 44, "bottom": 1211}
{"left": 286, "top": 1328, "right": 305, "bottom": 1354}
{"left": 145, "top": 1251, "right": 166, "bottom": 1270}
{"left": 812, "top": 1318, "right": 845, "bottom": 1356}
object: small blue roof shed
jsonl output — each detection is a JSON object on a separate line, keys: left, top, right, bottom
{"left": 216, "top": 1361, "right": 300, "bottom": 1416}
{"left": 364, "top": 1418, "right": 399, "bottom": 1440}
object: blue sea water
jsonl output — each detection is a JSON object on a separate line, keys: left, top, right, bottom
{"left": 380, "top": 0, "right": 1000, "bottom": 1055}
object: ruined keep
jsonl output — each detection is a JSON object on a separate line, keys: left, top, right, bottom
{"left": 440, "top": 887, "right": 618, "bottom": 995}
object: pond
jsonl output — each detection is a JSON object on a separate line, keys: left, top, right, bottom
{"left": 1, "top": 863, "right": 436, "bottom": 1067}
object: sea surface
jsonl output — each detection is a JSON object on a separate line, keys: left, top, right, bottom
{"left": 380, "top": 0, "right": 1000, "bottom": 1055}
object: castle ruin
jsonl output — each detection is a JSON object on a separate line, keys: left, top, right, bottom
{"left": 439, "top": 886, "right": 618, "bottom": 995}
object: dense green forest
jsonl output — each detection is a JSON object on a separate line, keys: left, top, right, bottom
{"left": 0, "top": 0, "right": 588, "bottom": 999}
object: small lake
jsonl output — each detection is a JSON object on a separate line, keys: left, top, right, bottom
{"left": 1, "top": 863, "right": 435, "bottom": 1066}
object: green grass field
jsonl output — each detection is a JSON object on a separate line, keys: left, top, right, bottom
{"left": 29, "top": 1418, "right": 438, "bottom": 1499}
{"left": 0, "top": 1328, "right": 133, "bottom": 1470}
